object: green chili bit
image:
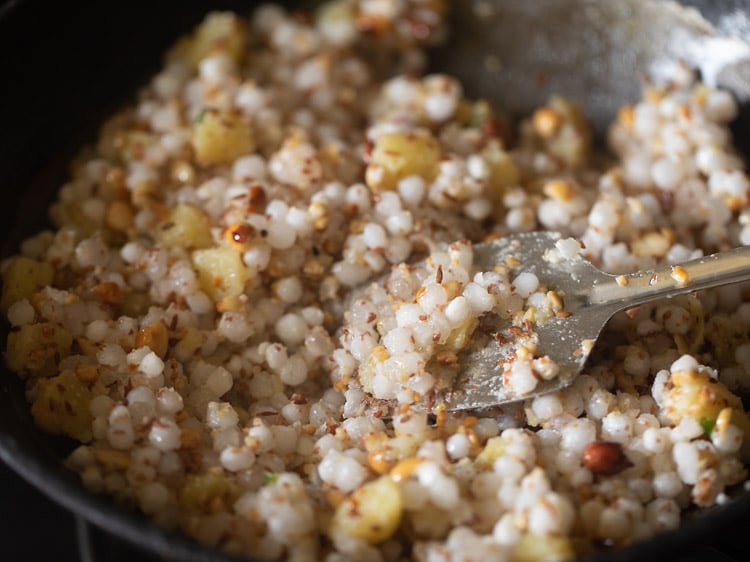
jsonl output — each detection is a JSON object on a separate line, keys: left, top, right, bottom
{"left": 700, "top": 417, "right": 716, "bottom": 436}
{"left": 263, "top": 472, "right": 278, "bottom": 485}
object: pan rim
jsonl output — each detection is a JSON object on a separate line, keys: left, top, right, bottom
{"left": 0, "top": 1, "right": 748, "bottom": 561}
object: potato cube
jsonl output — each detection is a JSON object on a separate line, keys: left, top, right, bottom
{"left": 330, "top": 476, "right": 403, "bottom": 544}
{"left": 442, "top": 318, "right": 479, "bottom": 353}
{"left": 474, "top": 435, "right": 507, "bottom": 469}
{"left": 366, "top": 130, "right": 441, "bottom": 191}
{"left": 6, "top": 322, "right": 73, "bottom": 378}
{"left": 193, "top": 109, "right": 255, "bottom": 166}
{"left": 1, "top": 256, "right": 54, "bottom": 312}
{"left": 170, "top": 12, "right": 246, "bottom": 69}
{"left": 192, "top": 246, "right": 248, "bottom": 302}
{"left": 315, "top": 0, "right": 355, "bottom": 29}
{"left": 512, "top": 533, "right": 575, "bottom": 562}
{"left": 483, "top": 140, "right": 520, "bottom": 202}
{"left": 31, "top": 370, "right": 93, "bottom": 442}
{"left": 663, "top": 368, "right": 750, "bottom": 438}
{"left": 158, "top": 204, "right": 214, "bottom": 249}
{"left": 180, "top": 469, "right": 232, "bottom": 510}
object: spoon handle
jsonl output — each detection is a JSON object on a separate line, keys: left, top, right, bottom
{"left": 590, "top": 245, "right": 750, "bottom": 311}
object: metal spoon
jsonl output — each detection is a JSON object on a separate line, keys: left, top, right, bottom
{"left": 443, "top": 231, "right": 750, "bottom": 411}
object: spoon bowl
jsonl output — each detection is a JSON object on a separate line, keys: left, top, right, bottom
{"left": 442, "top": 232, "right": 750, "bottom": 410}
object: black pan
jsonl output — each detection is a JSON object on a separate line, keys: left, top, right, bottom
{"left": 1, "top": 1, "right": 749, "bottom": 561}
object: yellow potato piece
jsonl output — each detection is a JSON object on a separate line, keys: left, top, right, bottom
{"left": 193, "top": 109, "right": 255, "bottom": 166}
{"left": 0, "top": 256, "right": 54, "bottom": 312}
{"left": 513, "top": 533, "right": 575, "bottom": 562}
{"left": 180, "top": 469, "right": 232, "bottom": 510}
{"left": 170, "top": 11, "right": 246, "bottom": 68}
{"left": 664, "top": 369, "right": 750, "bottom": 439}
{"left": 366, "top": 130, "right": 441, "bottom": 191}
{"left": 483, "top": 140, "right": 520, "bottom": 201}
{"left": 31, "top": 370, "right": 93, "bottom": 442}
{"left": 6, "top": 322, "right": 73, "bottom": 379}
{"left": 192, "top": 246, "right": 248, "bottom": 302}
{"left": 158, "top": 204, "right": 214, "bottom": 249}
{"left": 330, "top": 476, "right": 403, "bottom": 544}
{"left": 474, "top": 435, "right": 507, "bottom": 470}
{"left": 441, "top": 317, "right": 479, "bottom": 353}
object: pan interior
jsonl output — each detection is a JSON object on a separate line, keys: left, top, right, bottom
{"left": 1, "top": 1, "right": 750, "bottom": 561}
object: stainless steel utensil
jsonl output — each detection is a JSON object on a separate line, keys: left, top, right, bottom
{"left": 432, "top": 0, "right": 750, "bottom": 137}
{"left": 444, "top": 231, "right": 750, "bottom": 410}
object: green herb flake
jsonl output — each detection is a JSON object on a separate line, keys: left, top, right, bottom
{"left": 700, "top": 417, "right": 716, "bottom": 436}
{"left": 263, "top": 472, "right": 278, "bottom": 485}
{"left": 195, "top": 109, "right": 207, "bottom": 125}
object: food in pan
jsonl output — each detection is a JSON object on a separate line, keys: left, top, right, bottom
{"left": 3, "top": 2, "right": 750, "bottom": 561}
